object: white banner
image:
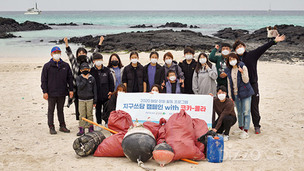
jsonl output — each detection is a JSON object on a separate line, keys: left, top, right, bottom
{"left": 116, "top": 92, "right": 213, "bottom": 127}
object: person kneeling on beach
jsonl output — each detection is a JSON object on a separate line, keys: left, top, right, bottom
{"left": 76, "top": 63, "right": 97, "bottom": 136}
{"left": 41, "top": 46, "right": 73, "bottom": 135}
{"left": 212, "top": 86, "right": 237, "bottom": 142}
{"left": 164, "top": 70, "right": 183, "bottom": 94}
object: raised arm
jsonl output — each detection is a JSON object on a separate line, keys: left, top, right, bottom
{"left": 209, "top": 45, "right": 220, "bottom": 63}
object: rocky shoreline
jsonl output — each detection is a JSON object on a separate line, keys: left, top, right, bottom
{"left": 57, "top": 24, "right": 304, "bottom": 62}
{"left": 0, "top": 17, "right": 51, "bottom": 38}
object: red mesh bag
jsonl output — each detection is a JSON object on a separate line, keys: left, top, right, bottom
{"left": 108, "top": 110, "right": 133, "bottom": 133}
{"left": 94, "top": 132, "right": 126, "bottom": 157}
{"left": 192, "top": 118, "right": 209, "bottom": 158}
{"left": 165, "top": 110, "right": 204, "bottom": 161}
{"left": 157, "top": 118, "right": 167, "bottom": 144}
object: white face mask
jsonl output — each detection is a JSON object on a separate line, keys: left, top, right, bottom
{"left": 221, "top": 50, "right": 230, "bottom": 56}
{"left": 169, "top": 76, "right": 176, "bottom": 81}
{"left": 218, "top": 93, "right": 226, "bottom": 101}
{"left": 95, "top": 60, "right": 103, "bottom": 66}
{"left": 185, "top": 54, "right": 193, "bottom": 60}
{"left": 165, "top": 59, "right": 173, "bottom": 65}
{"left": 131, "top": 58, "right": 138, "bottom": 64}
{"left": 199, "top": 58, "right": 207, "bottom": 64}
{"left": 53, "top": 54, "right": 61, "bottom": 60}
{"left": 151, "top": 91, "right": 159, "bottom": 94}
{"left": 229, "top": 59, "right": 237, "bottom": 66}
{"left": 151, "top": 58, "right": 158, "bottom": 64}
{"left": 236, "top": 47, "right": 245, "bottom": 55}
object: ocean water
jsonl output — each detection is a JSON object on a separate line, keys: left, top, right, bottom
{"left": 1, "top": 10, "right": 304, "bottom": 58}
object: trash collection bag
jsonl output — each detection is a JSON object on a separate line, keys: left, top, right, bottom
{"left": 192, "top": 118, "right": 209, "bottom": 157}
{"left": 73, "top": 131, "right": 106, "bottom": 157}
{"left": 94, "top": 132, "right": 126, "bottom": 157}
{"left": 143, "top": 121, "right": 160, "bottom": 139}
{"left": 165, "top": 110, "right": 204, "bottom": 161}
{"left": 108, "top": 110, "right": 133, "bottom": 133}
{"left": 157, "top": 118, "right": 167, "bottom": 144}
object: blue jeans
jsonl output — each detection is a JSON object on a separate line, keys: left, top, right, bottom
{"left": 234, "top": 95, "right": 252, "bottom": 130}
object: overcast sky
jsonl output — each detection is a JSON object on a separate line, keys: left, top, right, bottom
{"left": 0, "top": 0, "right": 303, "bottom": 11}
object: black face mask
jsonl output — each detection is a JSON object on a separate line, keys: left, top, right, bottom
{"left": 81, "top": 71, "right": 89, "bottom": 75}
{"left": 77, "top": 55, "right": 87, "bottom": 64}
{"left": 111, "top": 60, "right": 119, "bottom": 66}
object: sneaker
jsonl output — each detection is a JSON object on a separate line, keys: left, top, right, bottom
{"left": 232, "top": 129, "right": 243, "bottom": 135}
{"left": 240, "top": 131, "right": 249, "bottom": 139}
{"left": 49, "top": 127, "right": 57, "bottom": 135}
{"left": 223, "top": 135, "right": 229, "bottom": 142}
{"left": 59, "top": 126, "right": 70, "bottom": 133}
{"left": 95, "top": 126, "right": 102, "bottom": 131}
{"left": 255, "top": 127, "right": 261, "bottom": 134}
{"left": 105, "top": 123, "right": 108, "bottom": 128}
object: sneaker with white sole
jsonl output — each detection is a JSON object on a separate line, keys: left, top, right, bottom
{"left": 240, "top": 131, "right": 249, "bottom": 139}
{"left": 223, "top": 135, "right": 229, "bottom": 142}
{"left": 232, "top": 129, "right": 243, "bottom": 135}
{"left": 95, "top": 126, "right": 102, "bottom": 131}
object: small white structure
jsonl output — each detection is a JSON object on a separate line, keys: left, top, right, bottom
{"left": 24, "top": 3, "right": 41, "bottom": 15}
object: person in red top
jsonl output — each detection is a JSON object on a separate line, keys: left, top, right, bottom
{"left": 212, "top": 86, "right": 237, "bottom": 141}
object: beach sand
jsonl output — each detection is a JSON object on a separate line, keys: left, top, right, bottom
{"left": 0, "top": 51, "right": 303, "bottom": 171}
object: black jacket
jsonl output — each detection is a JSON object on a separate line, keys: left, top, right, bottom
{"left": 103, "top": 93, "right": 118, "bottom": 118}
{"left": 143, "top": 63, "right": 165, "bottom": 91}
{"left": 90, "top": 66, "right": 114, "bottom": 101}
{"left": 122, "top": 63, "right": 144, "bottom": 92}
{"left": 76, "top": 75, "right": 97, "bottom": 104}
{"left": 238, "top": 40, "right": 276, "bottom": 85}
{"left": 179, "top": 59, "right": 197, "bottom": 94}
{"left": 41, "top": 59, "right": 73, "bottom": 97}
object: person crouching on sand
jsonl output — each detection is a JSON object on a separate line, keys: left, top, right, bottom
{"left": 41, "top": 46, "right": 73, "bottom": 135}
{"left": 212, "top": 86, "right": 237, "bottom": 142}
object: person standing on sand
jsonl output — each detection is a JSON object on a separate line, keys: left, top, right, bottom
{"left": 76, "top": 63, "right": 97, "bottom": 136}
{"left": 107, "top": 53, "right": 124, "bottom": 90}
{"left": 179, "top": 47, "right": 197, "bottom": 94}
{"left": 63, "top": 36, "right": 104, "bottom": 121}
{"left": 233, "top": 34, "right": 285, "bottom": 134}
{"left": 225, "top": 53, "right": 254, "bottom": 139}
{"left": 192, "top": 53, "right": 218, "bottom": 95}
{"left": 209, "top": 43, "right": 232, "bottom": 89}
{"left": 143, "top": 51, "right": 165, "bottom": 92}
{"left": 122, "top": 52, "right": 145, "bottom": 92}
{"left": 41, "top": 46, "right": 73, "bottom": 135}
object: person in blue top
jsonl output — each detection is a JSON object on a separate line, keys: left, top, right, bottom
{"left": 209, "top": 43, "right": 232, "bottom": 89}
{"left": 143, "top": 51, "right": 165, "bottom": 92}
{"left": 225, "top": 53, "right": 254, "bottom": 139}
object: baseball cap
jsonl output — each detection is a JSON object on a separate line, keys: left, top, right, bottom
{"left": 80, "top": 62, "right": 90, "bottom": 70}
{"left": 51, "top": 46, "right": 61, "bottom": 53}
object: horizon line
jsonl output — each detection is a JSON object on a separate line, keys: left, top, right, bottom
{"left": 1, "top": 9, "right": 304, "bottom": 12}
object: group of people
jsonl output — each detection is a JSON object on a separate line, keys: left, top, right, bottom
{"left": 41, "top": 33, "right": 285, "bottom": 141}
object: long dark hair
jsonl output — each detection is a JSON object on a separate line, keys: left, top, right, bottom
{"left": 107, "top": 53, "right": 124, "bottom": 68}
{"left": 76, "top": 47, "right": 87, "bottom": 57}
{"left": 114, "top": 84, "right": 127, "bottom": 96}
{"left": 226, "top": 53, "right": 240, "bottom": 69}
{"left": 195, "top": 53, "right": 212, "bottom": 73}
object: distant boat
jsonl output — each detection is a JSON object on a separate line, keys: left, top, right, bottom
{"left": 268, "top": 3, "right": 272, "bottom": 12}
{"left": 24, "top": 3, "right": 41, "bottom": 15}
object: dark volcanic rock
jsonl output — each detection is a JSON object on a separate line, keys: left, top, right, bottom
{"left": 157, "top": 22, "right": 188, "bottom": 28}
{"left": 214, "top": 25, "right": 304, "bottom": 46}
{"left": 0, "top": 17, "right": 51, "bottom": 33}
{"left": 130, "top": 24, "right": 153, "bottom": 28}
{"left": 190, "top": 25, "right": 200, "bottom": 28}
{"left": 58, "top": 29, "right": 220, "bottom": 52}
{"left": 213, "top": 27, "right": 249, "bottom": 40}
{"left": 83, "top": 23, "right": 93, "bottom": 25}
{"left": 0, "top": 32, "right": 17, "bottom": 39}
